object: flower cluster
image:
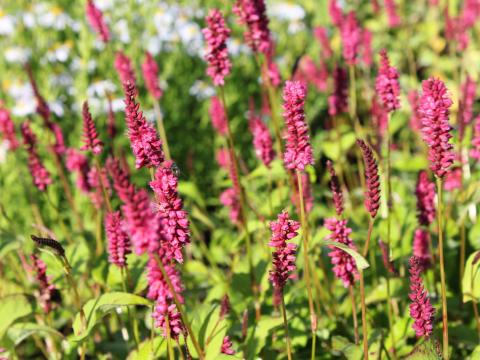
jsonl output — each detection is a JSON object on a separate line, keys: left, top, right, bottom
{"left": 209, "top": 96, "right": 228, "bottom": 136}
{"left": 115, "top": 52, "right": 137, "bottom": 87}
{"left": 375, "top": 49, "right": 400, "bottom": 112}
{"left": 105, "top": 211, "right": 131, "bottom": 268}
{"left": 150, "top": 161, "right": 191, "bottom": 263}
{"left": 412, "top": 229, "right": 432, "bottom": 271}
{"left": 202, "top": 9, "right": 232, "bottom": 86}
{"left": 220, "top": 188, "right": 241, "bottom": 225}
{"left": 142, "top": 52, "right": 163, "bottom": 100}
{"left": 249, "top": 114, "right": 275, "bottom": 167}
{"left": 268, "top": 211, "right": 299, "bottom": 291}
{"left": 221, "top": 336, "right": 236, "bottom": 355}
{"left": 85, "top": 0, "right": 110, "bottom": 42}
{"left": 233, "top": 0, "right": 272, "bottom": 54}
{"left": 282, "top": 81, "right": 314, "bottom": 171}
{"left": 340, "top": 12, "right": 361, "bottom": 65}
{"left": 415, "top": 170, "right": 436, "bottom": 226}
{"left": 458, "top": 74, "right": 476, "bottom": 139}
{"left": 0, "top": 107, "right": 19, "bottom": 150}
{"left": 66, "top": 148, "right": 91, "bottom": 193}
{"left": 123, "top": 82, "right": 164, "bottom": 169}
{"left": 357, "top": 139, "right": 381, "bottom": 218}
{"left": 384, "top": 0, "right": 401, "bottom": 27}
{"left": 81, "top": 101, "right": 103, "bottom": 155}
{"left": 471, "top": 115, "right": 480, "bottom": 160}
{"left": 418, "top": 78, "right": 454, "bottom": 178}
{"left": 31, "top": 254, "right": 59, "bottom": 313}
{"left": 409, "top": 256, "right": 435, "bottom": 338}
{"left": 325, "top": 218, "right": 359, "bottom": 288}
{"left": 408, "top": 90, "right": 422, "bottom": 131}
{"left": 328, "top": 66, "right": 348, "bottom": 116}
{"left": 20, "top": 122, "right": 52, "bottom": 191}
{"left": 327, "top": 160, "right": 344, "bottom": 216}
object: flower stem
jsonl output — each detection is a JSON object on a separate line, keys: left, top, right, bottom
{"left": 153, "top": 254, "right": 204, "bottom": 360}
{"left": 473, "top": 301, "right": 480, "bottom": 341}
{"left": 94, "top": 157, "right": 113, "bottom": 213}
{"left": 362, "top": 217, "right": 374, "bottom": 257}
{"left": 296, "top": 170, "right": 317, "bottom": 359}
{"left": 121, "top": 266, "right": 140, "bottom": 348}
{"left": 359, "top": 270, "right": 368, "bottom": 360}
{"left": 280, "top": 291, "right": 293, "bottom": 360}
{"left": 349, "top": 285, "right": 359, "bottom": 344}
{"left": 153, "top": 101, "right": 171, "bottom": 161}
{"left": 436, "top": 177, "right": 449, "bottom": 359}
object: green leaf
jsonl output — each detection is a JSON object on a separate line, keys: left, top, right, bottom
{"left": 322, "top": 241, "right": 370, "bottom": 270}
{"left": 7, "top": 322, "right": 63, "bottom": 346}
{"left": 462, "top": 250, "right": 480, "bottom": 303}
{"left": 0, "top": 294, "right": 32, "bottom": 341}
{"left": 127, "top": 337, "right": 166, "bottom": 360}
{"left": 72, "top": 292, "right": 152, "bottom": 342}
{"left": 331, "top": 336, "right": 362, "bottom": 360}
{"left": 405, "top": 340, "right": 441, "bottom": 359}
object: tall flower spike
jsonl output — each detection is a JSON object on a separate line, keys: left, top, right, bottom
{"left": 268, "top": 211, "right": 299, "bottom": 291}
{"left": 471, "top": 115, "right": 480, "bottom": 160}
{"left": 220, "top": 187, "right": 241, "bottom": 225}
{"left": 0, "top": 107, "right": 19, "bottom": 150}
{"left": 233, "top": 0, "right": 272, "bottom": 54}
{"left": 86, "top": 0, "right": 110, "bottom": 42}
{"left": 123, "top": 81, "right": 164, "bottom": 169}
{"left": 313, "top": 26, "right": 333, "bottom": 58}
{"left": 115, "top": 52, "right": 137, "bottom": 88}
{"left": 282, "top": 81, "right": 314, "bottom": 171}
{"left": 418, "top": 78, "right": 454, "bottom": 178}
{"left": 409, "top": 256, "right": 435, "bottom": 338}
{"left": 384, "top": 0, "right": 401, "bottom": 27}
{"left": 209, "top": 96, "right": 228, "bottom": 136}
{"left": 340, "top": 12, "right": 361, "bottom": 65}
{"left": 325, "top": 218, "right": 359, "bottom": 288}
{"left": 408, "top": 90, "right": 422, "bottom": 131}
{"left": 202, "top": 9, "right": 232, "bottom": 86}
{"left": 66, "top": 148, "right": 91, "bottom": 193}
{"left": 150, "top": 161, "right": 191, "bottom": 263}
{"left": 21, "top": 122, "right": 52, "bottom": 191}
{"left": 249, "top": 112, "right": 275, "bottom": 167}
{"left": 375, "top": 49, "right": 400, "bottom": 112}
{"left": 327, "top": 160, "right": 344, "bottom": 216}
{"left": 105, "top": 211, "right": 131, "bottom": 268}
{"left": 413, "top": 229, "right": 432, "bottom": 272}
{"left": 81, "top": 101, "right": 103, "bottom": 155}
{"left": 328, "top": 66, "right": 348, "bottom": 116}
{"left": 415, "top": 170, "right": 436, "bottom": 226}
{"left": 458, "top": 74, "right": 476, "bottom": 139}
{"left": 31, "top": 254, "right": 59, "bottom": 313}
{"left": 328, "top": 0, "right": 344, "bottom": 27}
{"left": 361, "top": 29, "right": 373, "bottom": 66}
{"left": 357, "top": 139, "right": 381, "bottom": 218}
{"left": 142, "top": 52, "right": 163, "bottom": 100}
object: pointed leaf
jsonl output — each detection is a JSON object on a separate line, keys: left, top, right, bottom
{"left": 322, "top": 241, "right": 370, "bottom": 270}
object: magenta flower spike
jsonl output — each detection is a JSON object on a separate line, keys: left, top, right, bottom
{"left": 220, "top": 187, "right": 241, "bottom": 225}
{"left": 209, "top": 96, "right": 228, "bottom": 136}
{"left": 408, "top": 90, "right": 422, "bottom": 131}
{"left": 361, "top": 29, "right": 373, "bottom": 66}
{"left": 221, "top": 336, "right": 236, "bottom": 355}
{"left": 328, "top": 0, "right": 344, "bottom": 27}
{"left": 356, "top": 139, "right": 381, "bottom": 218}
{"left": 412, "top": 229, "right": 432, "bottom": 272}
{"left": 123, "top": 81, "right": 164, "bottom": 169}
{"left": 20, "top": 122, "right": 52, "bottom": 192}
{"left": 202, "top": 9, "right": 232, "bottom": 86}
{"left": 409, "top": 256, "right": 435, "bottom": 338}
{"left": 313, "top": 26, "right": 333, "bottom": 58}
{"left": 81, "top": 101, "right": 103, "bottom": 155}
{"left": 326, "top": 160, "right": 344, "bottom": 216}
{"left": 375, "top": 49, "right": 400, "bottom": 112}
{"left": 384, "top": 0, "right": 401, "bottom": 27}
{"left": 0, "top": 107, "right": 19, "bottom": 150}
{"left": 233, "top": 0, "right": 272, "bottom": 54}
{"left": 471, "top": 115, "right": 480, "bottom": 160}
{"left": 31, "top": 254, "right": 59, "bottom": 313}
{"left": 85, "top": 0, "right": 110, "bottom": 42}
{"left": 325, "top": 217, "right": 359, "bottom": 288}
{"left": 105, "top": 211, "right": 131, "bottom": 268}
{"left": 150, "top": 161, "right": 191, "bottom": 263}
{"left": 459, "top": 74, "right": 476, "bottom": 139}
{"left": 282, "top": 80, "right": 314, "bottom": 171}
{"left": 142, "top": 52, "right": 163, "bottom": 100}
{"left": 115, "top": 52, "right": 137, "bottom": 87}
{"left": 66, "top": 148, "right": 91, "bottom": 193}
{"left": 328, "top": 66, "right": 348, "bottom": 116}
{"left": 268, "top": 211, "right": 299, "bottom": 291}
{"left": 418, "top": 78, "right": 454, "bottom": 178}
{"left": 249, "top": 113, "right": 275, "bottom": 167}
{"left": 415, "top": 170, "right": 436, "bottom": 226}
{"left": 340, "top": 12, "right": 361, "bottom": 65}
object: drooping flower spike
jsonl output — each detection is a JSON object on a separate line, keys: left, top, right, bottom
{"left": 328, "top": 66, "right": 348, "bottom": 116}
{"left": 375, "top": 49, "right": 400, "bottom": 112}
{"left": 142, "top": 52, "right": 163, "bottom": 100}
{"left": 105, "top": 211, "right": 131, "bottom": 268}
{"left": 282, "top": 80, "right": 314, "bottom": 171}
{"left": 356, "top": 139, "right": 381, "bottom": 218}
{"left": 85, "top": 0, "right": 110, "bottom": 42}
{"left": 81, "top": 101, "right": 103, "bottom": 155}
{"left": 418, "top": 78, "right": 454, "bottom": 178}
{"left": 202, "top": 9, "right": 232, "bottom": 86}
{"left": 268, "top": 211, "right": 299, "bottom": 291}
{"left": 409, "top": 256, "right": 435, "bottom": 338}
{"left": 415, "top": 170, "right": 436, "bottom": 226}
{"left": 326, "top": 160, "right": 344, "bottom": 216}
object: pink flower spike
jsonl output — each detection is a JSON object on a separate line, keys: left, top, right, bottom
{"left": 81, "top": 101, "right": 103, "bottom": 155}
{"left": 249, "top": 113, "right": 275, "bottom": 167}
{"left": 209, "top": 96, "right": 228, "bottom": 136}
{"left": 142, "top": 52, "right": 163, "bottom": 100}
{"left": 115, "top": 52, "right": 137, "bottom": 88}
{"left": 418, "top": 78, "right": 454, "bottom": 178}
{"left": 86, "top": 0, "right": 110, "bottom": 42}
{"left": 340, "top": 12, "right": 361, "bottom": 65}
{"left": 458, "top": 75, "right": 476, "bottom": 139}
{"left": 282, "top": 80, "right": 314, "bottom": 171}
{"left": 325, "top": 218, "right": 359, "bottom": 288}
{"left": 471, "top": 115, "right": 480, "bottom": 160}
{"left": 328, "top": 0, "right": 344, "bottom": 27}
{"left": 105, "top": 211, "right": 131, "bottom": 268}
{"left": 375, "top": 49, "right": 400, "bottom": 112}
{"left": 150, "top": 161, "right": 191, "bottom": 263}
{"left": 313, "top": 26, "right": 333, "bottom": 58}
{"left": 0, "top": 107, "right": 19, "bottom": 150}
{"left": 361, "top": 29, "right": 373, "bottom": 66}
{"left": 384, "top": 0, "right": 401, "bottom": 27}
{"left": 202, "top": 9, "right": 232, "bottom": 86}
{"left": 408, "top": 90, "right": 422, "bottom": 131}
{"left": 66, "top": 148, "right": 91, "bottom": 193}
{"left": 220, "top": 187, "right": 241, "bottom": 225}
{"left": 409, "top": 256, "right": 435, "bottom": 338}
{"left": 412, "top": 229, "right": 432, "bottom": 272}
{"left": 415, "top": 170, "right": 436, "bottom": 226}
{"left": 268, "top": 211, "right": 299, "bottom": 290}
{"left": 444, "top": 166, "right": 462, "bottom": 191}
{"left": 30, "top": 254, "right": 59, "bottom": 313}
{"left": 233, "top": 0, "right": 272, "bottom": 54}
{"left": 357, "top": 139, "right": 381, "bottom": 218}
{"left": 327, "top": 160, "right": 344, "bottom": 216}
{"left": 123, "top": 81, "right": 164, "bottom": 169}
{"left": 328, "top": 66, "right": 348, "bottom": 116}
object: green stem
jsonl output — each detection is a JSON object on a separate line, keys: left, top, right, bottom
{"left": 349, "top": 285, "right": 359, "bottom": 344}
{"left": 359, "top": 270, "right": 368, "bottom": 360}
{"left": 296, "top": 170, "right": 317, "bottom": 359}
{"left": 280, "top": 292, "right": 293, "bottom": 360}
{"left": 153, "top": 101, "right": 171, "bottom": 161}
{"left": 121, "top": 266, "right": 140, "bottom": 348}
{"left": 436, "top": 177, "right": 449, "bottom": 359}
{"left": 362, "top": 217, "right": 374, "bottom": 257}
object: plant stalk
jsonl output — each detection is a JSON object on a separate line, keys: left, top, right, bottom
{"left": 280, "top": 291, "right": 293, "bottom": 360}
{"left": 349, "top": 285, "right": 360, "bottom": 344}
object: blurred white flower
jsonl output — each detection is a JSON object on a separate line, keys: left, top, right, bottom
{"left": 95, "top": 0, "right": 115, "bottom": 11}
{"left": 4, "top": 47, "right": 30, "bottom": 64}
{"left": 12, "top": 97, "right": 36, "bottom": 117}
{"left": 269, "top": 3, "right": 305, "bottom": 22}
{"left": 87, "top": 80, "right": 116, "bottom": 98}
{"left": 46, "top": 43, "right": 71, "bottom": 63}
{"left": 0, "top": 14, "right": 16, "bottom": 36}
{"left": 22, "top": 12, "right": 36, "bottom": 28}
{"left": 0, "top": 140, "right": 9, "bottom": 164}
{"left": 114, "top": 19, "right": 130, "bottom": 44}
{"left": 227, "top": 38, "right": 251, "bottom": 57}
{"left": 288, "top": 21, "right": 305, "bottom": 35}
{"left": 189, "top": 80, "right": 215, "bottom": 100}
{"left": 34, "top": 4, "right": 75, "bottom": 30}
{"left": 49, "top": 101, "right": 65, "bottom": 117}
